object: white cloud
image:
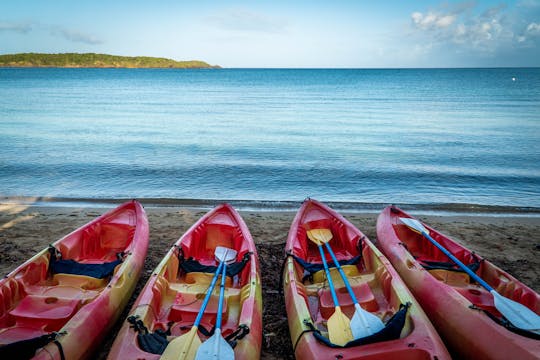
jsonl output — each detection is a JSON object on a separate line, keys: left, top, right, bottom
{"left": 0, "top": 20, "right": 102, "bottom": 45}
{"left": 437, "top": 15, "right": 457, "bottom": 28}
{"left": 50, "top": 27, "right": 103, "bottom": 45}
{"left": 208, "top": 9, "right": 288, "bottom": 34}
{"left": 518, "top": 22, "right": 540, "bottom": 43}
{"left": 0, "top": 22, "right": 32, "bottom": 34}
{"left": 411, "top": 11, "right": 456, "bottom": 30}
{"left": 410, "top": 4, "right": 518, "bottom": 52}
{"left": 526, "top": 22, "right": 540, "bottom": 36}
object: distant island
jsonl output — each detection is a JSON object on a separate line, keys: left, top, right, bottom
{"left": 0, "top": 53, "right": 220, "bottom": 69}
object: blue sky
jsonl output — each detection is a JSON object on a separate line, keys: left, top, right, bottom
{"left": 1, "top": 0, "right": 539, "bottom": 67}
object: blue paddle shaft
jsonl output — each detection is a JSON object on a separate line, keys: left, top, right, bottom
{"left": 422, "top": 231, "right": 493, "bottom": 292}
{"left": 323, "top": 242, "right": 359, "bottom": 305}
{"left": 318, "top": 245, "right": 340, "bottom": 307}
{"left": 194, "top": 260, "right": 224, "bottom": 327}
{"left": 215, "top": 261, "right": 227, "bottom": 329}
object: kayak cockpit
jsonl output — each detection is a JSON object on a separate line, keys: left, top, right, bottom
{"left": 137, "top": 210, "right": 254, "bottom": 340}
{"left": 390, "top": 215, "right": 539, "bottom": 323}
{"left": 0, "top": 207, "right": 138, "bottom": 345}
{"left": 288, "top": 208, "right": 416, "bottom": 344}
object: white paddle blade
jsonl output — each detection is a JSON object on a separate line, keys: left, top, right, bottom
{"left": 491, "top": 291, "right": 540, "bottom": 334}
{"left": 351, "top": 304, "right": 385, "bottom": 339}
{"left": 215, "top": 246, "right": 237, "bottom": 264}
{"left": 399, "top": 217, "right": 429, "bottom": 235}
{"left": 195, "top": 330, "right": 235, "bottom": 360}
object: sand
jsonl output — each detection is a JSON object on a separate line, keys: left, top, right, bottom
{"left": 0, "top": 203, "right": 539, "bottom": 359}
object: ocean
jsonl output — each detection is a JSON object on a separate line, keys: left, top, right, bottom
{"left": 1, "top": 68, "right": 539, "bottom": 210}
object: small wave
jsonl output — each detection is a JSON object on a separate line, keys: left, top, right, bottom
{"left": 2, "top": 196, "right": 539, "bottom": 217}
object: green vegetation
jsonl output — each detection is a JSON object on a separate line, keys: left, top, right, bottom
{"left": 0, "top": 53, "right": 219, "bottom": 68}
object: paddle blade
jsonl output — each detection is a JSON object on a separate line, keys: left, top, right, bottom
{"left": 351, "top": 303, "right": 385, "bottom": 339}
{"left": 399, "top": 217, "right": 429, "bottom": 235}
{"left": 491, "top": 291, "right": 540, "bottom": 334}
{"left": 327, "top": 306, "right": 354, "bottom": 346}
{"left": 307, "top": 228, "right": 333, "bottom": 245}
{"left": 161, "top": 326, "right": 201, "bottom": 360}
{"left": 195, "top": 329, "right": 235, "bottom": 360}
{"left": 215, "top": 246, "right": 237, "bottom": 264}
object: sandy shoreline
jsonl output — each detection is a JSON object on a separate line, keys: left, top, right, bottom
{"left": 0, "top": 202, "right": 539, "bottom": 359}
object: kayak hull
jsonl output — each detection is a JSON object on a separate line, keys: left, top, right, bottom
{"left": 376, "top": 206, "right": 540, "bottom": 360}
{"left": 108, "top": 203, "right": 262, "bottom": 360}
{"left": 0, "top": 200, "right": 149, "bottom": 359}
{"left": 283, "top": 199, "right": 449, "bottom": 360}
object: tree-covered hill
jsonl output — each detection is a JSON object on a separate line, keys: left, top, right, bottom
{"left": 0, "top": 53, "right": 220, "bottom": 68}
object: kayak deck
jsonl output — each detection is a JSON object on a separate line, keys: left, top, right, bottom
{"left": 377, "top": 206, "right": 540, "bottom": 359}
{"left": 0, "top": 201, "right": 149, "bottom": 359}
{"left": 108, "top": 204, "right": 262, "bottom": 360}
{"left": 284, "top": 199, "right": 450, "bottom": 360}
{"left": 392, "top": 221, "right": 539, "bottom": 317}
{"left": 142, "top": 257, "right": 251, "bottom": 339}
{"left": 291, "top": 246, "right": 411, "bottom": 337}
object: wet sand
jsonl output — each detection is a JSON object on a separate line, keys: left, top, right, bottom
{"left": 0, "top": 203, "right": 538, "bottom": 359}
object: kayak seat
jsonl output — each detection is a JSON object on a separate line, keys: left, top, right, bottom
{"left": 455, "top": 286, "right": 495, "bottom": 312}
{"left": 168, "top": 293, "right": 227, "bottom": 324}
{"left": 22, "top": 273, "right": 102, "bottom": 304}
{"left": 182, "top": 272, "right": 233, "bottom": 287}
{"left": 8, "top": 294, "right": 80, "bottom": 331}
{"left": 319, "top": 282, "right": 378, "bottom": 319}
{"left": 428, "top": 269, "right": 471, "bottom": 286}
{"left": 52, "top": 273, "right": 108, "bottom": 290}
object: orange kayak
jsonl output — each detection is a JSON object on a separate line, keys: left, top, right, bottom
{"left": 376, "top": 205, "right": 540, "bottom": 359}
{"left": 283, "top": 199, "right": 450, "bottom": 359}
{"left": 0, "top": 200, "right": 149, "bottom": 359}
{"left": 108, "top": 203, "right": 262, "bottom": 359}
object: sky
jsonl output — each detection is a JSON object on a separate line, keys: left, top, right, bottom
{"left": 1, "top": 0, "right": 539, "bottom": 68}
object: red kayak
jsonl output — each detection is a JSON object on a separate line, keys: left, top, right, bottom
{"left": 283, "top": 199, "right": 450, "bottom": 359}
{"left": 377, "top": 205, "right": 540, "bottom": 359}
{"left": 108, "top": 203, "right": 262, "bottom": 359}
{"left": 0, "top": 200, "right": 149, "bottom": 359}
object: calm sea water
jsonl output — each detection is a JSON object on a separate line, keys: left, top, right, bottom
{"left": 0, "top": 68, "right": 539, "bottom": 208}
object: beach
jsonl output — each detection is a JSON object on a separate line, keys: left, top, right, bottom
{"left": 0, "top": 201, "right": 538, "bottom": 359}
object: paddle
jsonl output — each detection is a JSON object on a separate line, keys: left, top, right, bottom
{"left": 307, "top": 230, "right": 353, "bottom": 345}
{"left": 399, "top": 217, "right": 540, "bottom": 335}
{"left": 307, "top": 229, "right": 385, "bottom": 339}
{"left": 161, "top": 246, "right": 238, "bottom": 360}
{"left": 195, "top": 249, "right": 235, "bottom": 360}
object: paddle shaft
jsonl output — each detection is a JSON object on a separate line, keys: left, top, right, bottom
{"left": 317, "top": 245, "right": 341, "bottom": 307}
{"left": 323, "top": 242, "right": 360, "bottom": 305}
{"left": 420, "top": 230, "right": 493, "bottom": 291}
{"left": 215, "top": 259, "right": 227, "bottom": 329}
{"left": 194, "top": 260, "right": 225, "bottom": 327}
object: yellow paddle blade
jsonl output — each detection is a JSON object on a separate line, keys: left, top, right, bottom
{"left": 307, "top": 228, "right": 333, "bottom": 245}
{"left": 160, "top": 326, "right": 201, "bottom": 360}
{"left": 327, "top": 306, "right": 354, "bottom": 346}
